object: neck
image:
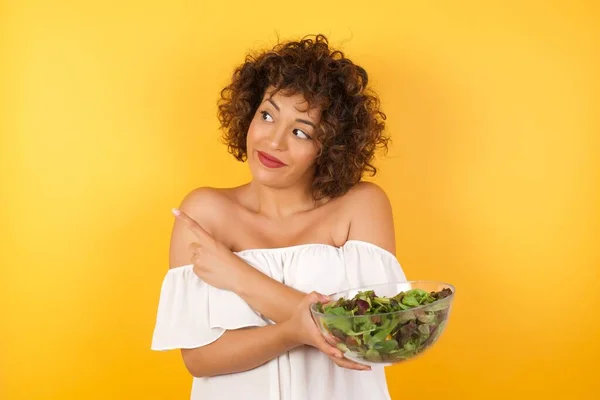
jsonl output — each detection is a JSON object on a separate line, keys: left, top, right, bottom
{"left": 244, "top": 180, "right": 319, "bottom": 219}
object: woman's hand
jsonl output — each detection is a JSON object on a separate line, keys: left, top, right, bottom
{"left": 172, "top": 208, "right": 249, "bottom": 293}
{"left": 284, "top": 292, "right": 371, "bottom": 371}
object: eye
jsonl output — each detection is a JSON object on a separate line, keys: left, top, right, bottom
{"left": 260, "top": 111, "right": 273, "bottom": 122}
{"left": 293, "top": 129, "right": 311, "bottom": 140}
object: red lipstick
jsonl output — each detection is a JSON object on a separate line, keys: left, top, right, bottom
{"left": 257, "top": 151, "right": 286, "bottom": 168}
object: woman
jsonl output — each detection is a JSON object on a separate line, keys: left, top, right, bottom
{"left": 151, "top": 34, "right": 407, "bottom": 400}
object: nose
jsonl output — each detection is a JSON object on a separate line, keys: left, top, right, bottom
{"left": 267, "top": 125, "right": 287, "bottom": 151}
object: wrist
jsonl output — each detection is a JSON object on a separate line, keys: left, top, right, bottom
{"left": 228, "top": 257, "right": 256, "bottom": 294}
{"left": 279, "top": 320, "right": 301, "bottom": 348}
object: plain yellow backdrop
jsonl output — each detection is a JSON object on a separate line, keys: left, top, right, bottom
{"left": 1, "top": 1, "right": 599, "bottom": 399}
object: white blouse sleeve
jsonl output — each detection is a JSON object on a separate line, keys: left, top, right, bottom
{"left": 151, "top": 265, "right": 270, "bottom": 351}
{"left": 342, "top": 241, "right": 407, "bottom": 289}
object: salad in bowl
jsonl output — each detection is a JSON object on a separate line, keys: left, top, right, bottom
{"left": 310, "top": 281, "right": 455, "bottom": 366}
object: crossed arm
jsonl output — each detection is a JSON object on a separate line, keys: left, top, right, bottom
{"left": 167, "top": 183, "right": 395, "bottom": 377}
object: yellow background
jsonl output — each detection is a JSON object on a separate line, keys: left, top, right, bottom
{"left": 1, "top": 1, "right": 599, "bottom": 399}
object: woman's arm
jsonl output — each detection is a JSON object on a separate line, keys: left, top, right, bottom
{"left": 171, "top": 183, "right": 396, "bottom": 326}
{"left": 233, "top": 267, "right": 305, "bottom": 322}
{"left": 233, "top": 183, "right": 396, "bottom": 321}
{"left": 181, "top": 321, "right": 298, "bottom": 378}
{"left": 170, "top": 188, "right": 305, "bottom": 323}
{"left": 168, "top": 190, "right": 348, "bottom": 377}
{"left": 178, "top": 292, "right": 354, "bottom": 377}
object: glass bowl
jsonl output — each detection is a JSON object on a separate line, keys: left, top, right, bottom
{"left": 310, "top": 281, "right": 455, "bottom": 366}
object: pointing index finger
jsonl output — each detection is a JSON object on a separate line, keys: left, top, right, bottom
{"left": 172, "top": 208, "right": 212, "bottom": 242}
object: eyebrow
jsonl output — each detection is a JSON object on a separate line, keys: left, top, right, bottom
{"left": 267, "top": 98, "right": 280, "bottom": 111}
{"left": 296, "top": 118, "right": 316, "bottom": 129}
{"left": 266, "top": 98, "right": 317, "bottom": 129}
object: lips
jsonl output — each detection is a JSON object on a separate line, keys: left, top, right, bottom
{"left": 257, "top": 151, "right": 286, "bottom": 168}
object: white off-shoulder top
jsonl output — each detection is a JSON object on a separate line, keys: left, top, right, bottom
{"left": 151, "top": 240, "right": 407, "bottom": 400}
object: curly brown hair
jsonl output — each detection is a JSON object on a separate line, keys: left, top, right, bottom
{"left": 217, "top": 34, "right": 389, "bottom": 200}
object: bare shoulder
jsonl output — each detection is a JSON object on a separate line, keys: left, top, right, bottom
{"left": 177, "top": 187, "right": 234, "bottom": 227}
{"left": 341, "top": 181, "right": 396, "bottom": 255}
{"left": 344, "top": 181, "right": 391, "bottom": 204}
{"left": 168, "top": 186, "right": 237, "bottom": 268}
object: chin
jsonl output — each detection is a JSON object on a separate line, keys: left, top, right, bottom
{"left": 249, "top": 164, "right": 289, "bottom": 188}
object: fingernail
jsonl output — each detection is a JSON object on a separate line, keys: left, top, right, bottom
{"left": 172, "top": 208, "right": 180, "bottom": 216}
{"left": 336, "top": 353, "right": 343, "bottom": 358}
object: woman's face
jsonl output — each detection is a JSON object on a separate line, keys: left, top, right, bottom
{"left": 246, "top": 87, "right": 321, "bottom": 191}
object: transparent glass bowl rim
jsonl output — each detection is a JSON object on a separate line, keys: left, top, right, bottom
{"left": 309, "top": 280, "right": 456, "bottom": 318}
